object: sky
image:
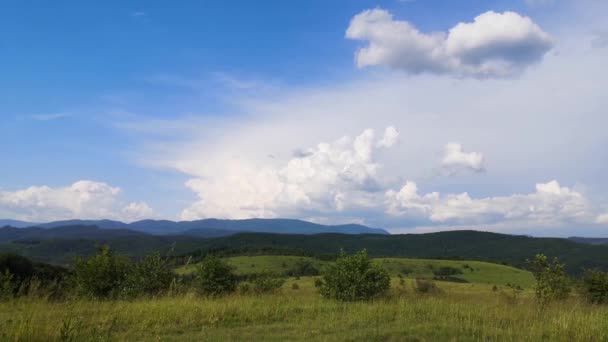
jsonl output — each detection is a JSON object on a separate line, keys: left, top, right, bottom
{"left": 1, "top": 0, "right": 607, "bottom": 236}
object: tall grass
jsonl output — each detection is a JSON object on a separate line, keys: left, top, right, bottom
{"left": 1, "top": 279, "right": 607, "bottom": 341}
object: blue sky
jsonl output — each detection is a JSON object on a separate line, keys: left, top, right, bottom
{"left": 1, "top": 0, "right": 608, "bottom": 236}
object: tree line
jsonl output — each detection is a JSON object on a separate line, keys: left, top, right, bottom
{"left": 2, "top": 247, "right": 608, "bottom": 304}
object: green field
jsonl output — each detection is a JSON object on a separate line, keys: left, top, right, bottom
{"left": 1, "top": 279, "right": 607, "bottom": 341}
{"left": 176, "top": 255, "right": 535, "bottom": 288}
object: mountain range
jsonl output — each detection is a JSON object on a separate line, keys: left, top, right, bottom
{"left": 0, "top": 218, "right": 389, "bottom": 236}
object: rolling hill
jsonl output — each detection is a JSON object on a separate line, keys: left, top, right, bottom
{"left": 1, "top": 228, "right": 608, "bottom": 274}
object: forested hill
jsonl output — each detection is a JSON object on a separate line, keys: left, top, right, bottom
{"left": 2, "top": 229, "right": 608, "bottom": 275}
{"left": 185, "top": 230, "right": 608, "bottom": 274}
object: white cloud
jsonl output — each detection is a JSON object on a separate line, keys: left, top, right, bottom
{"left": 386, "top": 180, "right": 592, "bottom": 225}
{"left": 346, "top": 9, "right": 553, "bottom": 77}
{"left": 442, "top": 142, "right": 484, "bottom": 172}
{"left": 0, "top": 181, "right": 155, "bottom": 222}
{"left": 377, "top": 126, "right": 400, "bottom": 148}
{"left": 122, "top": 202, "right": 156, "bottom": 222}
{"left": 121, "top": 3, "right": 608, "bottom": 233}
{"left": 596, "top": 213, "right": 608, "bottom": 224}
{"left": 180, "top": 127, "right": 398, "bottom": 220}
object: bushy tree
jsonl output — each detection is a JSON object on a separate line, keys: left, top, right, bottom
{"left": 251, "top": 272, "right": 285, "bottom": 294}
{"left": 122, "top": 253, "right": 174, "bottom": 298}
{"left": 0, "top": 254, "right": 34, "bottom": 297}
{"left": 285, "top": 259, "right": 319, "bottom": 277}
{"left": 195, "top": 256, "right": 238, "bottom": 296}
{"left": 528, "top": 254, "right": 571, "bottom": 303}
{"left": 318, "top": 249, "right": 390, "bottom": 301}
{"left": 71, "top": 245, "right": 130, "bottom": 299}
{"left": 580, "top": 269, "right": 608, "bottom": 304}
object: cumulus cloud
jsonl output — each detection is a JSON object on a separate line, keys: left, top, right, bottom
{"left": 346, "top": 9, "right": 553, "bottom": 77}
{"left": 0, "top": 181, "right": 155, "bottom": 222}
{"left": 377, "top": 126, "right": 400, "bottom": 148}
{"left": 442, "top": 142, "right": 485, "bottom": 172}
{"left": 386, "top": 180, "right": 591, "bottom": 225}
{"left": 181, "top": 127, "right": 398, "bottom": 220}
{"left": 597, "top": 213, "right": 608, "bottom": 224}
{"left": 124, "top": 7, "right": 608, "bottom": 233}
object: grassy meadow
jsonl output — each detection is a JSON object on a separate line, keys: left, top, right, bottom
{"left": 176, "top": 255, "right": 535, "bottom": 288}
{"left": 1, "top": 277, "right": 608, "bottom": 341}
{"left": 1, "top": 255, "right": 606, "bottom": 341}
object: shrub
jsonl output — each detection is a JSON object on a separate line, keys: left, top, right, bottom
{"left": 238, "top": 282, "right": 252, "bottom": 295}
{"left": 527, "top": 254, "right": 571, "bottom": 304}
{"left": 580, "top": 269, "right": 608, "bottom": 304}
{"left": 195, "top": 256, "right": 238, "bottom": 296}
{"left": 433, "top": 266, "right": 463, "bottom": 277}
{"left": 318, "top": 249, "right": 390, "bottom": 301}
{"left": 122, "top": 253, "right": 174, "bottom": 298}
{"left": 251, "top": 272, "right": 285, "bottom": 294}
{"left": 0, "top": 270, "right": 15, "bottom": 299}
{"left": 413, "top": 278, "right": 441, "bottom": 295}
{"left": 285, "top": 259, "right": 319, "bottom": 277}
{"left": 71, "top": 246, "right": 130, "bottom": 299}
{"left": 291, "top": 282, "right": 299, "bottom": 290}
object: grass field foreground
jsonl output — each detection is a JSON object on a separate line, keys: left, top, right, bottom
{"left": 1, "top": 278, "right": 607, "bottom": 341}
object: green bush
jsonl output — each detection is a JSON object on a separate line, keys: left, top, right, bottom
{"left": 122, "top": 253, "right": 174, "bottom": 298}
{"left": 285, "top": 259, "right": 319, "bottom": 277}
{"left": 250, "top": 273, "right": 285, "bottom": 294}
{"left": 528, "top": 254, "right": 571, "bottom": 304}
{"left": 318, "top": 249, "right": 390, "bottom": 301}
{"left": 413, "top": 278, "right": 441, "bottom": 294}
{"left": 580, "top": 269, "right": 608, "bottom": 304}
{"left": 195, "top": 256, "right": 238, "bottom": 296}
{"left": 71, "top": 246, "right": 130, "bottom": 299}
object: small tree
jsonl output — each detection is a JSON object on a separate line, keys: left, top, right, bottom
{"left": 318, "top": 249, "right": 390, "bottom": 301}
{"left": 122, "top": 253, "right": 174, "bottom": 298}
{"left": 251, "top": 272, "right": 285, "bottom": 294}
{"left": 71, "top": 245, "right": 130, "bottom": 299}
{"left": 195, "top": 256, "right": 238, "bottom": 296}
{"left": 285, "top": 259, "right": 319, "bottom": 277}
{"left": 580, "top": 269, "right": 608, "bottom": 304}
{"left": 528, "top": 254, "right": 571, "bottom": 304}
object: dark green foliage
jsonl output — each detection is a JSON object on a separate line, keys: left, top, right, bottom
{"left": 318, "top": 249, "right": 390, "bottom": 301}
{"left": 433, "top": 266, "right": 463, "bottom": 277}
{"left": 291, "top": 282, "right": 299, "bottom": 290}
{"left": 0, "top": 253, "right": 34, "bottom": 282}
{"left": 5, "top": 230, "right": 608, "bottom": 275}
{"left": 195, "top": 256, "right": 238, "bottom": 296}
{"left": 250, "top": 272, "right": 285, "bottom": 294}
{"left": 528, "top": 254, "right": 571, "bottom": 303}
{"left": 71, "top": 246, "right": 130, "bottom": 299}
{"left": 413, "top": 278, "right": 441, "bottom": 294}
{"left": 580, "top": 269, "right": 608, "bottom": 304}
{"left": 285, "top": 259, "right": 319, "bottom": 277}
{"left": 0, "top": 253, "right": 68, "bottom": 298}
{"left": 122, "top": 253, "right": 174, "bottom": 298}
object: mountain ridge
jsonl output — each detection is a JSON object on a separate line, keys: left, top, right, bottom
{"left": 0, "top": 218, "right": 389, "bottom": 235}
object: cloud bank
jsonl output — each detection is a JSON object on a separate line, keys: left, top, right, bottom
{"left": 346, "top": 9, "right": 553, "bottom": 77}
{"left": 0, "top": 181, "right": 155, "bottom": 222}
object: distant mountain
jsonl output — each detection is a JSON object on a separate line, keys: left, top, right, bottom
{"left": 0, "top": 219, "right": 38, "bottom": 228}
{"left": 569, "top": 237, "right": 608, "bottom": 245}
{"left": 0, "top": 225, "right": 147, "bottom": 243}
{"left": 4, "top": 218, "right": 389, "bottom": 236}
